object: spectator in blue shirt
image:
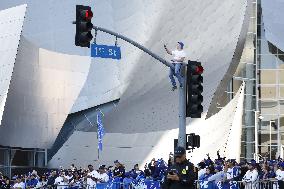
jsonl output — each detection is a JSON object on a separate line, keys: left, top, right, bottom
{"left": 26, "top": 174, "right": 38, "bottom": 189}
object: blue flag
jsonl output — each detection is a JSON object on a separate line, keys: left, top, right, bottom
{"left": 97, "top": 113, "right": 105, "bottom": 151}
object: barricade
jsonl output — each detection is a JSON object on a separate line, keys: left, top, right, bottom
{"left": 196, "top": 180, "right": 283, "bottom": 189}
{"left": 55, "top": 181, "right": 160, "bottom": 189}
{"left": 35, "top": 180, "right": 284, "bottom": 189}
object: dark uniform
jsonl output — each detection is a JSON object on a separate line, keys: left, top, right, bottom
{"left": 162, "top": 147, "right": 195, "bottom": 189}
{"left": 113, "top": 166, "right": 125, "bottom": 178}
{"left": 113, "top": 160, "right": 126, "bottom": 178}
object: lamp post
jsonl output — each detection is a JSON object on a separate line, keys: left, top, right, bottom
{"left": 269, "top": 120, "right": 275, "bottom": 159}
{"left": 254, "top": 111, "right": 263, "bottom": 162}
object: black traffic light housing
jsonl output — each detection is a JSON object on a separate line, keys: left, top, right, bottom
{"left": 186, "top": 61, "right": 204, "bottom": 118}
{"left": 186, "top": 133, "right": 200, "bottom": 150}
{"left": 75, "top": 5, "right": 93, "bottom": 48}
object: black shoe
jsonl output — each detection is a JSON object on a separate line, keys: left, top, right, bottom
{"left": 172, "top": 86, "right": 177, "bottom": 91}
{"left": 180, "top": 85, "right": 183, "bottom": 89}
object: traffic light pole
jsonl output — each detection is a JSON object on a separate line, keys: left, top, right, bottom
{"left": 178, "top": 73, "right": 187, "bottom": 148}
{"left": 93, "top": 25, "right": 186, "bottom": 148}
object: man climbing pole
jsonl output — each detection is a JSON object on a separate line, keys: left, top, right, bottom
{"left": 164, "top": 42, "right": 187, "bottom": 91}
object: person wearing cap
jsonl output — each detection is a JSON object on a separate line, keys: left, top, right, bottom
{"left": 207, "top": 165, "right": 226, "bottom": 184}
{"left": 113, "top": 160, "right": 125, "bottom": 179}
{"left": 242, "top": 160, "right": 258, "bottom": 189}
{"left": 162, "top": 146, "right": 195, "bottom": 189}
{"left": 97, "top": 165, "right": 109, "bottom": 183}
{"left": 225, "top": 159, "right": 240, "bottom": 182}
{"left": 0, "top": 175, "right": 10, "bottom": 189}
{"left": 35, "top": 175, "right": 47, "bottom": 189}
{"left": 64, "top": 170, "right": 73, "bottom": 182}
{"left": 69, "top": 172, "right": 82, "bottom": 188}
{"left": 26, "top": 174, "right": 39, "bottom": 189}
{"left": 13, "top": 176, "right": 25, "bottom": 189}
{"left": 106, "top": 166, "right": 114, "bottom": 179}
{"left": 54, "top": 171, "right": 69, "bottom": 189}
{"left": 275, "top": 162, "right": 284, "bottom": 188}
{"left": 46, "top": 170, "right": 57, "bottom": 188}
{"left": 85, "top": 164, "right": 99, "bottom": 189}
{"left": 199, "top": 165, "right": 214, "bottom": 181}
{"left": 197, "top": 162, "right": 206, "bottom": 180}
{"left": 168, "top": 153, "right": 174, "bottom": 167}
{"left": 164, "top": 42, "right": 187, "bottom": 91}
{"left": 148, "top": 158, "right": 156, "bottom": 175}
{"left": 130, "top": 164, "right": 143, "bottom": 180}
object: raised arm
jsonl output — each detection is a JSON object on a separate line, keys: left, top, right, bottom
{"left": 164, "top": 44, "right": 172, "bottom": 55}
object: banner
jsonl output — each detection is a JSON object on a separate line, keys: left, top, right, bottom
{"left": 97, "top": 113, "right": 105, "bottom": 151}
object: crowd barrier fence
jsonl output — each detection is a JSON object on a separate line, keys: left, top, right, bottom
{"left": 33, "top": 180, "right": 284, "bottom": 189}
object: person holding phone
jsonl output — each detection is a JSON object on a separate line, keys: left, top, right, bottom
{"left": 162, "top": 146, "right": 195, "bottom": 189}
{"left": 164, "top": 42, "right": 187, "bottom": 91}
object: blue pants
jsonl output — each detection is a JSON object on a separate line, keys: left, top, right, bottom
{"left": 169, "top": 63, "right": 183, "bottom": 87}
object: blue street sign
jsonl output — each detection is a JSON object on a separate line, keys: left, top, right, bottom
{"left": 91, "top": 44, "right": 121, "bottom": 60}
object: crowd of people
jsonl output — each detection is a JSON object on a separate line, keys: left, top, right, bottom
{"left": 0, "top": 158, "right": 167, "bottom": 189}
{"left": 196, "top": 153, "right": 284, "bottom": 189}
{"left": 1, "top": 149, "right": 284, "bottom": 189}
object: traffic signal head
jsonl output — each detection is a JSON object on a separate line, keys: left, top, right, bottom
{"left": 186, "top": 61, "right": 204, "bottom": 118}
{"left": 75, "top": 5, "right": 93, "bottom": 48}
{"left": 186, "top": 133, "right": 200, "bottom": 149}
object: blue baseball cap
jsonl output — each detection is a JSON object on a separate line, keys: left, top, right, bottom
{"left": 279, "top": 162, "right": 284, "bottom": 168}
{"left": 249, "top": 159, "right": 256, "bottom": 166}
{"left": 177, "top": 42, "right": 184, "bottom": 49}
{"left": 174, "top": 146, "right": 186, "bottom": 156}
{"left": 114, "top": 160, "right": 120, "bottom": 164}
{"left": 215, "top": 165, "right": 222, "bottom": 171}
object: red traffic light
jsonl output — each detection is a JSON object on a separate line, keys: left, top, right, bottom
{"left": 85, "top": 10, "right": 93, "bottom": 20}
{"left": 195, "top": 65, "right": 203, "bottom": 74}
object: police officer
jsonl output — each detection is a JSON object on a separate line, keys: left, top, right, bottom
{"left": 162, "top": 146, "right": 195, "bottom": 189}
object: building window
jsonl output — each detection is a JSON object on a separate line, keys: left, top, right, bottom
{"left": 260, "top": 70, "right": 277, "bottom": 84}
{"left": 260, "top": 86, "right": 277, "bottom": 99}
{"left": 259, "top": 55, "right": 277, "bottom": 69}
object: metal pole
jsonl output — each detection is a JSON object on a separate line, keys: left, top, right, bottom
{"left": 254, "top": 111, "right": 259, "bottom": 161}
{"left": 44, "top": 149, "right": 47, "bottom": 166}
{"left": 270, "top": 121, "right": 272, "bottom": 159}
{"left": 178, "top": 65, "right": 187, "bottom": 148}
{"left": 93, "top": 25, "right": 174, "bottom": 69}
{"left": 277, "top": 117, "right": 281, "bottom": 158}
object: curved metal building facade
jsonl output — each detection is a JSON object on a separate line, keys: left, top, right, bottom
{"left": 0, "top": 0, "right": 251, "bottom": 169}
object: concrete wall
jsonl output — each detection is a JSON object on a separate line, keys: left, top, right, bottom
{"left": 0, "top": 5, "right": 26, "bottom": 125}
{"left": 48, "top": 84, "right": 245, "bottom": 169}
{"left": 0, "top": 38, "right": 91, "bottom": 148}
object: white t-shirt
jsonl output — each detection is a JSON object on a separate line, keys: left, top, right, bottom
{"left": 55, "top": 176, "right": 68, "bottom": 189}
{"left": 97, "top": 173, "right": 109, "bottom": 183}
{"left": 171, "top": 50, "right": 186, "bottom": 63}
{"left": 35, "top": 181, "right": 47, "bottom": 189}
{"left": 65, "top": 175, "right": 73, "bottom": 181}
{"left": 87, "top": 170, "right": 100, "bottom": 187}
{"left": 13, "top": 182, "right": 25, "bottom": 189}
{"left": 276, "top": 170, "right": 284, "bottom": 181}
{"left": 242, "top": 169, "right": 258, "bottom": 183}
{"left": 226, "top": 168, "right": 233, "bottom": 180}
{"left": 198, "top": 168, "right": 206, "bottom": 180}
